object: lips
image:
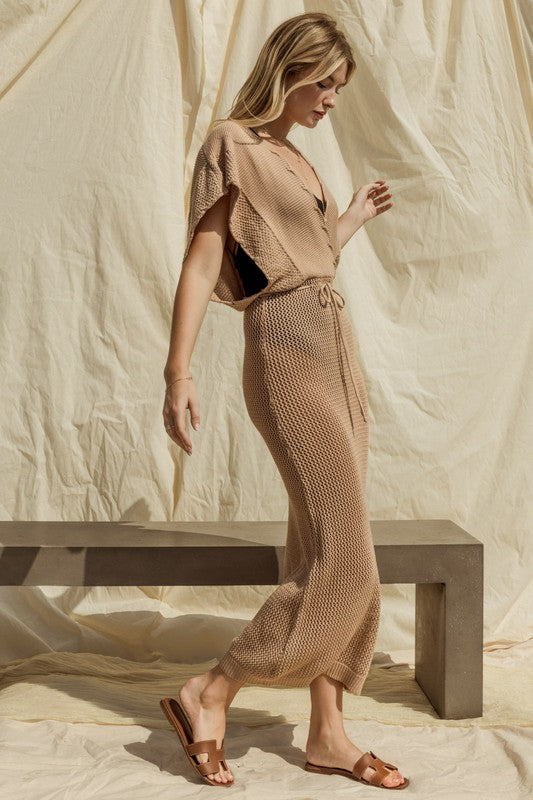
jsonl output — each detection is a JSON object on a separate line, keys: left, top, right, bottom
{"left": 314, "top": 111, "right": 325, "bottom": 118}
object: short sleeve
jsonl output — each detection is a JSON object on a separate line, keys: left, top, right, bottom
{"left": 182, "top": 127, "right": 236, "bottom": 264}
{"left": 180, "top": 120, "right": 329, "bottom": 312}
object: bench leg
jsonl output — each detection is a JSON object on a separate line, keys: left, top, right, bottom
{"left": 415, "top": 578, "right": 483, "bottom": 719}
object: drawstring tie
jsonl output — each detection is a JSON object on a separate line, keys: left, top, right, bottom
{"left": 317, "top": 282, "right": 368, "bottom": 430}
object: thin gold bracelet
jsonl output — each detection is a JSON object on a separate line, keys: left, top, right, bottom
{"left": 165, "top": 376, "right": 193, "bottom": 392}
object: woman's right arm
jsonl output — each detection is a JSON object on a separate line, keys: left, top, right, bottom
{"left": 162, "top": 192, "right": 230, "bottom": 455}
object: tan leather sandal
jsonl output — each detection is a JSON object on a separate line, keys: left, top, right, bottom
{"left": 160, "top": 696, "right": 233, "bottom": 788}
{"left": 305, "top": 749, "right": 409, "bottom": 789}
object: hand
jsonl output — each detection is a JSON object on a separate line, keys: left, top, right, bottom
{"left": 350, "top": 180, "right": 393, "bottom": 225}
{"left": 162, "top": 378, "right": 200, "bottom": 456}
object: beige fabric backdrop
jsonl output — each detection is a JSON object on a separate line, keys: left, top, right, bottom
{"left": 1, "top": 2, "right": 532, "bottom": 798}
{"left": 0, "top": 0, "right": 532, "bottom": 677}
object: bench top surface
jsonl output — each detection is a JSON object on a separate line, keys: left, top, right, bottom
{"left": 0, "top": 519, "right": 481, "bottom": 548}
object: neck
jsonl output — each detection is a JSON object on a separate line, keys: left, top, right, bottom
{"left": 252, "top": 113, "right": 294, "bottom": 141}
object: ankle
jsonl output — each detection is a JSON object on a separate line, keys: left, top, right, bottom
{"left": 307, "top": 721, "right": 346, "bottom": 744}
{"left": 198, "top": 670, "right": 234, "bottom": 707}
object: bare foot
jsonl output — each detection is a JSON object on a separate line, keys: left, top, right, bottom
{"left": 179, "top": 674, "right": 234, "bottom": 785}
{"left": 306, "top": 733, "right": 406, "bottom": 788}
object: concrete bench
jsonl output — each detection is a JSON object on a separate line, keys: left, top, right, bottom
{"left": 0, "top": 518, "right": 483, "bottom": 720}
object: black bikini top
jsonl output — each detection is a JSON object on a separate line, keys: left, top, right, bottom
{"left": 229, "top": 193, "right": 325, "bottom": 298}
{"left": 314, "top": 194, "right": 326, "bottom": 213}
{"left": 229, "top": 129, "right": 326, "bottom": 297}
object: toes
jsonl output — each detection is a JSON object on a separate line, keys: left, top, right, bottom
{"left": 364, "top": 766, "right": 405, "bottom": 787}
{"left": 210, "top": 768, "right": 232, "bottom": 784}
{"left": 383, "top": 770, "right": 404, "bottom": 787}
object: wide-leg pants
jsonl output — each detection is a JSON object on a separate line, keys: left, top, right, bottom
{"left": 217, "top": 276, "right": 381, "bottom": 695}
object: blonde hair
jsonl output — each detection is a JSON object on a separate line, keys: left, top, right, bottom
{"left": 210, "top": 12, "right": 355, "bottom": 132}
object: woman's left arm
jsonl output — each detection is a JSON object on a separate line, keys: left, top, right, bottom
{"left": 337, "top": 179, "right": 393, "bottom": 249}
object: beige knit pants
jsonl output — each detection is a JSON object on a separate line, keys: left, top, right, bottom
{"left": 217, "top": 277, "right": 381, "bottom": 695}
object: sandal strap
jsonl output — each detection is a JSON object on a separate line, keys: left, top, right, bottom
{"left": 353, "top": 751, "right": 399, "bottom": 787}
{"left": 196, "top": 759, "right": 225, "bottom": 777}
{"left": 186, "top": 738, "right": 219, "bottom": 757}
{"left": 186, "top": 738, "right": 227, "bottom": 775}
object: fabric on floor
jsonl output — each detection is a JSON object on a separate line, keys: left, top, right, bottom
{"left": 0, "top": 718, "right": 531, "bottom": 800}
{"left": 0, "top": 644, "right": 531, "bottom": 799}
{"left": 0, "top": 644, "right": 531, "bottom": 729}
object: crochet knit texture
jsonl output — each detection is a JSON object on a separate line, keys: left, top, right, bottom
{"left": 184, "top": 119, "right": 340, "bottom": 311}
{"left": 186, "top": 119, "right": 381, "bottom": 694}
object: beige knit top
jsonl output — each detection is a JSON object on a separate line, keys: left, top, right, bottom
{"left": 184, "top": 119, "right": 341, "bottom": 312}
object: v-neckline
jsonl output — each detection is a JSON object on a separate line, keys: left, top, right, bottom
{"left": 246, "top": 126, "right": 328, "bottom": 212}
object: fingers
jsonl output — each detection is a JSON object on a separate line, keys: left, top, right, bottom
{"left": 188, "top": 397, "right": 200, "bottom": 433}
{"left": 368, "top": 180, "right": 387, "bottom": 198}
{"left": 375, "top": 190, "right": 393, "bottom": 210}
{"left": 165, "top": 415, "right": 192, "bottom": 454}
{"left": 368, "top": 180, "right": 393, "bottom": 214}
{"left": 163, "top": 387, "right": 199, "bottom": 456}
{"left": 174, "top": 410, "right": 193, "bottom": 454}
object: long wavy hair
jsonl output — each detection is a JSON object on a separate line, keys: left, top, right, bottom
{"left": 209, "top": 12, "right": 356, "bottom": 133}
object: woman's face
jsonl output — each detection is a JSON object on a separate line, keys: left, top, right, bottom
{"left": 283, "top": 60, "right": 348, "bottom": 128}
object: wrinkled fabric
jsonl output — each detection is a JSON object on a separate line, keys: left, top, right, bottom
{"left": 0, "top": 646, "right": 532, "bottom": 798}
{"left": 0, "top": 0, "right": 532, "bottom": 796}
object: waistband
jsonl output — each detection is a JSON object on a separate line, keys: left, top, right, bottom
{"left": 251, "top": 279, "right": 368, "bottom": 430}
{"left": 290, "top": 276, "right": 333, "bottom": 290}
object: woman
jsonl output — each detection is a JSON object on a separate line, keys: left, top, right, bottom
{"left": 160, "top": 11, "right": 408, "bottom": 792}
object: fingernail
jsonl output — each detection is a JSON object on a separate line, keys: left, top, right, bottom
{"left": 193, "top": 423, "right": 199, "bottom": 430}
